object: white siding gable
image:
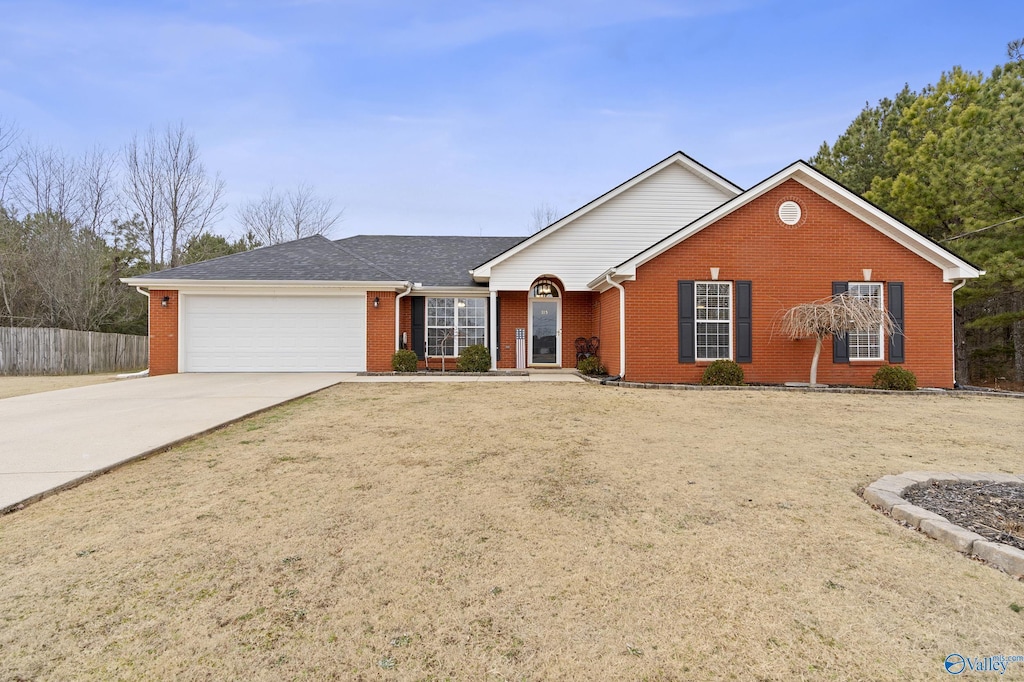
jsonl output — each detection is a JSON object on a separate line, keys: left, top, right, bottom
{"left": 489, "top": 162, "right": 734, "bottom": 290}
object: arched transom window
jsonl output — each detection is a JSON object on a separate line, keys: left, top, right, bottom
{"left": 531, "top": 280, "right": 560, "bottom": 298}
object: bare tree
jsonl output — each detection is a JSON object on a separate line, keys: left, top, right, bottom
{"left": 528, "top": 202, "right": 560, "bottom": 233}
{"left": 237, "top": 183, "right": 342, "bottom": 245}
{"left": 780, "top": 293, "right": 889, "bottom": 386}
{"left": 13, "top": 142, "right": 84, "bottom": 226}
{"left": 0, "top": 118, "right": 20, "bottom": 207}
{"left": 123, "top": 127, "right": 165, "bottom": 271}
{"left": 160, "top": 122, "right": 225, "bottom": 267}
{"left": 77, "top": 146, "right": 118, "bottom": 237}
{"left": 123, "top": 122, "right": 225, "bottom": 270}
{"left": 236, "top": 185, "right": 285, "bottom": 245}
{"left": 285, "top": 183, "right": 343, "bottom": 241}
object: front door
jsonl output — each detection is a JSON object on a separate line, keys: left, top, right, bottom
{"left": 530, "top": 299, "right": 560, "bottom": 365}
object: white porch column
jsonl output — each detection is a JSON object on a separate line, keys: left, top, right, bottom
{"left": 489, "top": 289, "right": 498, "bottom": 370}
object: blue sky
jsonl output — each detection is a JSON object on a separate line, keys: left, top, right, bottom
{"left": 0, "top": 1, "right": 1019, "bottom": 238}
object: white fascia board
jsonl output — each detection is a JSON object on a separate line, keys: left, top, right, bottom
{"left": 470, "top": 152, "right": 742, "bottom": 281}
{"left": 794, "top": 174, "right": 984, "bottom": 282}
{"left": 616, "top": 162, "right": 984, "bottom": 282}
{"left": 411, "top": 286, "right": 492, "bottom": 297}
{"left": 121, "top": 278, "right": 410, "bottom": 290}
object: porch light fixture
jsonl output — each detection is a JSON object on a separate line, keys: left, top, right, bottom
{"left": 161, "top": 296, "right": 169, "bottom": 308}
{"left": 710, "top": 267, "right": 720, "bottom": 281}
{"left": 373, "top": 296, "right": 380, "bottom": 308}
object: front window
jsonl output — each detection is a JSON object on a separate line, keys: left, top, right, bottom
{"left": 426, "top": 298, "right": 486, "bottom": 356}
{"left": 847, "top": 282, "right": 883, "bottom": 360}
{"left": 696, "top": 281, "right": 731, "bottom": 360}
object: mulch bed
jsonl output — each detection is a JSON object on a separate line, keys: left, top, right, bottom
{"left": 903, "top": 482, "right": 1024, "bottom": 552}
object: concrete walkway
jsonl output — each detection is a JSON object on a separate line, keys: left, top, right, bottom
{"left": 0, "top": 370, "right": 584, "bottom": 512}
{"left": 0, "top": 373, "right": 346, "bottom": 512}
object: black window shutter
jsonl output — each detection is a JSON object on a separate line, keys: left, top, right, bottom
{"left": 888, "top": 282, "right": 905, "bottom": 363}
{"left": 494, "top": 296, "right": 501, "bottom": 361}
{"left": 736, "top": 280, "right": 752, "bottom": 363}
{"left": 678, "top": 280, "right": 695, "bottom": 363}
{"left": 832, "top": 281, "right": 849, "bottom": 363}
{"left": 411, "top": 296, "right": 425, "bottom": 360}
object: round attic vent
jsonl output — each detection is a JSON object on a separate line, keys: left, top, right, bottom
{"left": 778, "top": 200, "right": 802, "bottom": 225}
{"left": 778, "top": 199, "right": 802, "bottom": 225}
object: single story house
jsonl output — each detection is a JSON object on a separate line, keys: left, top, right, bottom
{"left": 122, "top": 152, "right": 982, "bottom": 388}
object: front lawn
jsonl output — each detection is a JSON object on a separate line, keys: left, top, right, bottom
{"left": 1, "top": 384, "right": 1021, "bottom": 680}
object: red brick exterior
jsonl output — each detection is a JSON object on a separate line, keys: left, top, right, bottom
{"left": 366, "top": 291, "right": 397, "bottom": 371}
{"left": 148, "top": 289, "right": 178, "bottom": 376}
{"left": 496, "top": 291, "right": 526, "bottom": 368}
{"left": 142, "top": 181, "right": 957, "bottom": 386}
{"left": 491, "top": 284, "right": 595, "bottom": 369}
{"left": 617, "top": 180, "right": 955, "bottom": 388}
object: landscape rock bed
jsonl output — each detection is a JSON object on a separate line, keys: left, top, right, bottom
{"left": 903, "top": 482, "right": 1024, "bottom": 552}
{"left": 863, "top": 472, "right": 1024, "bottom": 579}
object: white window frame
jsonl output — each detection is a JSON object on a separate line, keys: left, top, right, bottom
{"left": 426, "top": 297, "right": 487, "bottom": 357}
{"left": 695, "top": 281, "right": 732, "bottom": 361}
{"left": 847, "top": 282, "right": 884, "bottom": 361}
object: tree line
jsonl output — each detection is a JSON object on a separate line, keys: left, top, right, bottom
{"left": 0, "top": 121, "right": 342, "bottom": 335}
{"left": 811, "top": 41, "right": 1024, "bottom": 385}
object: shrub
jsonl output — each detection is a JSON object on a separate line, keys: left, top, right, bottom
{"left": 456, "top": 344, "right": 491, "bottom": 372}
{"left": 577, "top": 356, "right": 607, "bottom": 375}
{"left": 872, "top": 365, "right": 917, "bottom": 391}
{"left": 391, "top": 349, "right": 418, "bottom": 372}
{"left": 700, "top": 359, "right": 744, "bottom": 386}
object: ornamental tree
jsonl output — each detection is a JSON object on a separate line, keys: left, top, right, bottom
{"left": 781, "top": 293, "right": 889, "bottom": 386}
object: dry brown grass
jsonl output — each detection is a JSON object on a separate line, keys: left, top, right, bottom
{"left": 0, "top": 373, "right": 119, "bottom": 399}
{"left": 1, "top": 383, "right": 1023, "bottom": 681}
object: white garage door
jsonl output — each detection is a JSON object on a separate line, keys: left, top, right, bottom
{"left": 182, "top": 294, "right": 366, "bottom": 372}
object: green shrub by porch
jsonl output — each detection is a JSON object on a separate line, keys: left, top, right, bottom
{"left": 391, "top": 350, "right": 418, "bottom": 372}
{"left": 700, "top": 359, "right": 744, "bottom": 386}
{"left": 577, "top": 356, "right": 606, "bottom": 376}
{"left": 457, "top": 344, "right": 491, "bottom": 372}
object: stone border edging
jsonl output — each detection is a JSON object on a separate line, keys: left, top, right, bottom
{"left": 863, "top": 472, "right": 1024, "bottom": 579}
{"left": 576, "top": 373, "right": 1024, "bottom": 398}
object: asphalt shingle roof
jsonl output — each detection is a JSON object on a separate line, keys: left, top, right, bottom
{"left": 130, "top": 233, "right": 524, "bottom": 286}
{"left": 130, "top": 235, "right": 398, "bottom": 281}
{"left": 335, "top": 235, "right": 525, "bottom": 287}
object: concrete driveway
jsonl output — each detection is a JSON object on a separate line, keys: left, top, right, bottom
{"left": 0, "top": 373, "right": 347, "bottom": 512}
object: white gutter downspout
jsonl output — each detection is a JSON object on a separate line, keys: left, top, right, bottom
{"left": 605, "top": 272, "right": 626, "bottom": 379}
{"left": 119, "top": 287, "right": 151, "bottom": 378}
{"left": 951, "top": 278, "right": 968, "bottom": 387}
{"left": 489, "top": 289, "right": 498, "bottom": 371}
{"left": 395, "top": 281, "right": 414, "bottom": 351}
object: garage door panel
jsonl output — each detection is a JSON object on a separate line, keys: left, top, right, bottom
{"left": 183, "top": 295, "right": 365, "bottom": 372}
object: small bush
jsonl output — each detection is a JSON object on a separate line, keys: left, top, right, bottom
{"left": 700, "top": 359, "right": 744, "bottom": 386}
{"left": 457, "top": 344, "right": 491, "bottom": 372}
{"left": 577, "top": 356, "right": 607, "bottom": 376}
{"left": 391, "top": 349, "right": 418, "bottom": 372}
{"left": 872, "top": 365, "right": 917, "bottom": 391}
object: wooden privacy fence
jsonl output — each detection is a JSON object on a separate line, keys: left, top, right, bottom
{"left": 0, "top": 328, "right": 148, "bottom": 375}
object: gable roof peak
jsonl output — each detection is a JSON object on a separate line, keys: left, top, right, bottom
{"left": 599, "top": 159, "right": 983, "bottom": 287}
{"left": 470, "top": 150, "right": 742, "bottom": 280}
